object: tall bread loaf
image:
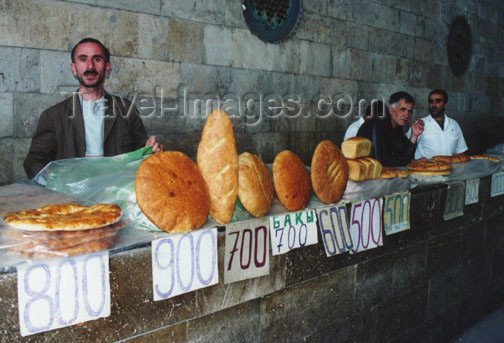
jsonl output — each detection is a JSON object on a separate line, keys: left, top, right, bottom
{"left": 358, "top": 158, "right": 375, "bottom": 179}
{"left": 273, "top": 151, "right": 311, "bottom": 211}
{"left": 363, "top": 157, "right": 382, "bottom": 179}
{"left": 238, "top": 153, "right": 274, "bottom": 218}
{"left": 347, "top": 159, "right": 366, "bottom": 181}
{"left": 197, "top": 110, "right": 238, "bottom": 224}
{"left": 136, "top": 151, "right": 210, "bottom": 232}
{"left": 341, "top": 137, "right": 372, "bottom": 159}
{"left": 310, "top": 140, "right": 349, "bottom": 204}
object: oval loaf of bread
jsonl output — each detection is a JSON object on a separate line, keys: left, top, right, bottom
{"left": 136, "top": 151, "right": 210, "bottom": 232}
{"left": 197, "top": 109, "right": 238, "bottom": 224}
{"left": 273, "top": 150, "right": 311, "bottom": 211}
{"left": 238, "top": 152, "right": 274, "bottom": 218}
{"left": 311, "top": 140, "right": 349, "bottom": 204}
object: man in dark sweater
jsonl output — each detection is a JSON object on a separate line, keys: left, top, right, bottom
{"left": 357, "top": 91, "right": 424, "bottom": 167}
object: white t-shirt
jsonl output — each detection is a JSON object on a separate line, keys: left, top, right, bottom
{"left": 343, "top": 117, "right": 365, "bottom": 141}
{"left": 407, "top": 114, "right": 467, "bottom": 159}
{"left": 81, "top": 96, "right": 106, "bottom": 157}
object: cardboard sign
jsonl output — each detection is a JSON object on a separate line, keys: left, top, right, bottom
{"left": 17, "top": 252, "right": 110, "bottom": 337}
{"left": 465, "top": 178, "right": 479, "bottom": 205}
{"left": 349, "top": 198, "right": 383, "bottom": 254}
{"left": 224, "top": 219, "right": 270, "bottom": 284}
{"left": 383, "top": 192, "right": 411, "bottom": 235}
{"left": 444, "top": 181, "right": 465, "bottom": 220}
{"left": 491, "top": 172, "right": 504, "bottom": 198}
{"left": 316, "top": 204, "right": 353, "bottom": 257}
{"left": 152, "top": 229, "right": 218, "bottom": 301}
{"left": 269, "top": 209, "right": 318, "bottom": 255}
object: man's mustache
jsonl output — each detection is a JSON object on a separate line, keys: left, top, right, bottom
{"left": 84, "top": 70, "right": 98, "bottom": 76}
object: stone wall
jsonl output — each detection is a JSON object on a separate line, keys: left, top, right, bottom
{"left": 1, "top": 0, "right": 503, "bottom": 184}
{"left": 1, "top": 177, "right": 504, "bottom": 342}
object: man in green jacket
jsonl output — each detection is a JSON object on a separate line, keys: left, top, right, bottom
{"left": 24, "top": 38, "right": 163, "bottom": 178}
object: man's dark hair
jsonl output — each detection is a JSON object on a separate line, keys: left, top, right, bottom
{"left": 429, "top": 89, "right": 448, "bottom": 103}
{"left": 389, "top": 91, "right": 415, "bottom": 107}
{"left": 71, "top": 38, "right": 110, "bottom": 63}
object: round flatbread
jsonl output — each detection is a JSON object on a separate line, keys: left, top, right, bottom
{"left": 408, "top": 170, "right": 452, "bottom": 176}
{"left": 311, "top": 140, "right": 349, "bottom": 204}
{"left": 431, "top": 154, "right": 469, "bottom": 163}
{"left": 3, "top": 204, "right": 122, "bottom": 231}
{"left": 469, "top": 155, "right": 500, "bottom": 162}
{"left": 273, "top": 150, "right": 311, "bottom": 211}
{"left": 407, "top": 161, "right": 452, "bottom": 172}
{"left": 136, "top": 151, "right": 210, "bottom": 233}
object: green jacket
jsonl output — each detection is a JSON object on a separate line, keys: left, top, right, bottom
{"left": 24, "top": 92, "right": 148, "bottom": 178}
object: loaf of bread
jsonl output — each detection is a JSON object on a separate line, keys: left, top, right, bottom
{"left": 409, "top": 170, "right": 451, "bottom": 176}
{"left": 363, "top": 157, "right": 382, "bottom": 179}
{"left": 358, "top": 157, "right": 374, "bottom": 179}
{"left": 380, "top": 167, "right": 398, "bottom": 179}
{"left": 238, "top": 152, "right": 274, "bottom": 218}
{"left": 341, "top": 137, "right": 372, "bottom": 159}
{"left": 407, "top": 161, "right": 452, "bottom": 172}
{"left": 469, "top": 155, "right": 500, "bottom": 162}
{"left": 310, "top": 140, "right": 349, "bottom": 204}
{"left": 273, "top": 150, "right": 311, "bottom": 211}
{"left": 197, "top": 109, "right": 238, "bottom": 224}
{"left": 431, "top": 154, "right": 469, "bottom": 163}
{"left": 136, "top": 151, "right": 210, "bottom": 232}
{"left": 347, "top": 159, "right": 366, "bottom": 181}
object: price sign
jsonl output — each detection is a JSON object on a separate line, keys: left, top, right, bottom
{"left": 17, "top": 252, "right": 110, "bottom": 337}
{"left": 491, "top": 172, "right": 504, "bottom": 197}
{"left": 152, "top": 228, "right": 218, "bottom": 301}
{"left": 349, "top": 198, "right": 383, "bottom": 254}
{"left": 465, "top": 178, "right": 479, "bottom": 205}
{"left": 224, "top": 219, "right": 269, "bottom": 284}
{"left": 316, "top": 205, "right": 353, "bottom": 257}
{"left": 444, "top": 181, "right": 465, "bottom": 220}
{"left": 383, "top": 192, "right": 411, "bottom": 235}
{"left": 269, "top": 209, "right": 318, "bottom": 255}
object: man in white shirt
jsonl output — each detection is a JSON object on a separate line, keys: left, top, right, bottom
{"left": 408, "top": 89, "right": 467, "bottom": 160}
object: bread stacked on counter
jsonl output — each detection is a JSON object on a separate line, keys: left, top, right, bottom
{"left": 342, "top": 137, "right": 382, "bottom": 181}
{"left": 407, "top": 160, "right": 452, "bottom": 176}
{"left": 3, "top": 204, "right": 123, "bottom": 259}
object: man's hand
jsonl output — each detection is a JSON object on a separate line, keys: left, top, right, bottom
{"left": 145, "top": 135, "right": 163, "bottom": 153}
{"left": 410, "top": 119, "right": 424, "bottom": 144}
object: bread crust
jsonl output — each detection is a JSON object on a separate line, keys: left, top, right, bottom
{"left": 273, "top": 151, "right": 311, "bottom": 211}
{"left": 238, "top": 153, "right": 274, "bottom": 217}
{"left": 136, "top": 151, "right": 210, "bottom": 232}
{"left": 310, "top": 140, "right": 349, "bottom": 204}
{"left": 363, "top": 157, "right": 382, "bottom": 179}
{"left": 197, "top": 110, "right": 238, "bottom": 224}
{"left": 380, "top": 167, "right": 398, "bottom": 179}
{"left": 407, "top": 161, "right": 452, "bottom": 172}
{"left": 347, "top": 159, "right": 366, "bottom": 182}
{"left": 409, "top": 170, "right": 451, "bottom": 176}
{"left": 469, "top": 155, "right": 500, "bottom": 162}
{"left": 431, "top": 154, "right": 469, "bottom": 163}
{"left": 341, "top": 137, "right": 372, "bottom": 159}
{"left": 3, "top": 204, "right": 121, "bottom": 231}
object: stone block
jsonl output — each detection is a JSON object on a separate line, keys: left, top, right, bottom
{"left": 95, "top": 0, "right": 160, "bottom": 14}
{"left": 425, "top": 305, "right": 462, "bottom": 343}
{"left": 304, "top": 307, "right": 377, "bottom": 343}
{"left": 303, "top": 0, "right": 326, "bottom": 14}
{"left": 105, "top": 57, "right": 180, "bottom": 98}
{"left": 138, "top": 14, "right": 170, "bottom": 61}
{"left": 169, "top": 19, "right": 205, "bottom": 64}
{"left": 399, "top": 10, "right": 417, "bottom": 36}
{"left": 0, "top": 138, "right": 13, "bottom": 183}
{"left": 12, "top": 137, "right": 30, "bottom": 181}
{"left": 127, "top": 322, "right": 187, "bottom": 343}
{"left": 375, "top": 285, "right": 428, "bottom": 342}
{"left": 295, "top": 13, "right": 344, "bottom": 46}
{"left": 40, "top": 50, "right": 78, "bottom": 94}
{"left": 158, "top": 132, "right": 201, "bottom": 160}
{"left": 13, "top": 92, "right": 68, "bottom": 138}
{"left": 0, "top": 47, "right": 40, "bottom": 92}
{"left": 387, "top": 57, "right": 409, "bottom": 86}
{"left": 235, "top": 133, "right": 257, "bottom": 155}
{"left": 187, "top": 300, "right": 261, "bottom": 343}
{"left": 460, "top": 222, "right": 487, "bottom": 262}
{"left": 271, "top": 39, "right": 301, "bottom": 75}
{"left": 299, "top": 41, "right": 331, "bottom": 77}
{"left": 370, "top": 53, "right": 389, "bottom": 83}
{"left": 204, "top": 25, "right": 233, "bottom": 67}
{"left": 161, "top": 0, "right": 227, "bottom": 25}
{"left": 0, "top": 93, "right": 13, "bottom": 138}
{"left": 368, "top": 29, "right": 414, "bottom": 59}
{"left": 194, "top": 232, "right": 285, "bottom": 315}
{"left": 327, "top": 0, "right": 355, "bottom": 21}
{"left": 224, "top": 0, "right": 248, "bottom": 29}
{"left": 331, "top": 46, "right": 352, "bottom": 79}
{"left": 252, "top": 132, "right": 290, "bottom": 164}
{"left": 414, "top": 38, "right": 434, "bottom": 63}
{"left": 259, "top": 267, "right": 355, "bottom": 342}
{"left": 231, "top": 29, "right": 277, "bottom": 72}
{"left": 0, "top": 272, "right": 20, "bottom": 341}
{"left": 135, "top": 96, "right": 184, "bottom": 133}
{"left": 343, "top": 21, "right": 369, "bottom": 50}
{"left": 355, "top": 1, "right": 400, "bottom": 32}
{"left": 426, "top": 230, "right": 462, "bottom": 279}
{"left": 427, "top": 265, "right": 463, "bottom": 320}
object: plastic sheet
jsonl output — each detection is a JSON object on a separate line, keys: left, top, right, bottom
{"left": 34, "top": 148, "right": 162, "bottom": 232}
{"left": 0, "top": 182, "right": 155, "bottom": 272}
